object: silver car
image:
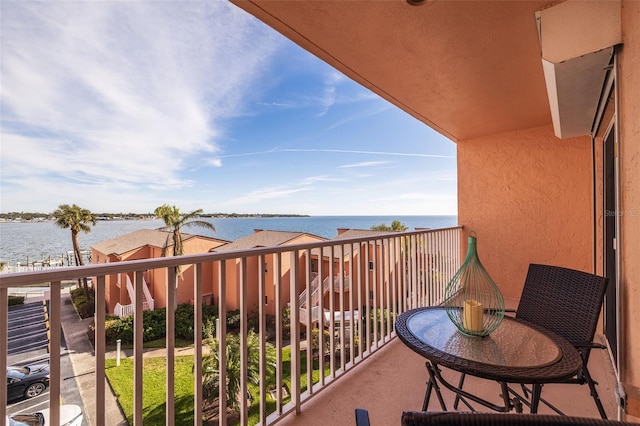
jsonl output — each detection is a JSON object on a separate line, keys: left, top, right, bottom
{"left": 7, "top": 404, "right": 83, "bottom": 426}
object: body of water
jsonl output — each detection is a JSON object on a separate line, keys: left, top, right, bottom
{"left": 0, "top": 215, "right": 457, "bottom": 266}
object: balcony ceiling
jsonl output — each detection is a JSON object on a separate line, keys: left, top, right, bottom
{"left": 231, "top": 0, "right": 556, "bottom": 142}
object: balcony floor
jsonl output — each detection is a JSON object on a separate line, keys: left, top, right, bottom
{"left": 278, "top": 335, "right": 619, "bottom": 426}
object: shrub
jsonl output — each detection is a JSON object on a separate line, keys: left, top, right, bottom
{"left": 361, "top": 307, "right": 390, "bottom": 337}
{"left": 175, "top": 304, "right": 195, "bottom": 339}
{"left": 226, "top": 310, "right": 241, "bottom": 332}
{"left": 105, "top": 315, "right": 134, "bottom": 343}
{"left": 175, "top": 303, "right": 219, "bottom": 340}
{"left": 310, "top": 328, "right": 330, "bottom": 358}
{"left": 100, "top": 304, "right": 222, "bottom": 345}
{"left": 143, "top": 309, "right": 166, "bottom": 341}
{"left": 70, "top": 286, "right": 95, "bottom": 319}
{"left": 281, "top": 307, "right": 291, "bottom": 340}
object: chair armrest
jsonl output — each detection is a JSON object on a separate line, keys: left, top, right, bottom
{"left": 574, "top": 342, "right": 607, "bottom": 350}
{"left": 355, "top": 408, "right": 370, "bottom": 426}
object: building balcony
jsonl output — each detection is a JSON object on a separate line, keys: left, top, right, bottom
{"left": 1, "top": 226, "right": 620, "bottom": 425}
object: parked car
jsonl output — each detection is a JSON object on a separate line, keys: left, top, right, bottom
{"left": 6, "top": 364, "right": 50, "bottom": 401}
{"left": 7, "top": 404, "right": 83, "bottom": 426}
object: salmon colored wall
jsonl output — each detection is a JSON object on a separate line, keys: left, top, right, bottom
{"left": 264, "top": 254, "right": 276, "bottom": 315}
{"left": 92, "top": 251, "right": 121, "bottom": 314}
{"left": 457, "top": 124, "right": 594, "bottom": 299}
{"left": 183, "top": 238, "right": 226, "bottom": 254}
{"left": 176, "top": 265, "right": 196, "bottom": 306}
{"left": 200, "top": 261, "right": 216, "bottom": 305}
{"left": 104, "top": 238, "right": 225, "bottom": 311}
{"left": 224, "top": 259, "right": 240, "bottom": 311}
{"left": 619, "top": 0, "right": 640, "bottom": 409}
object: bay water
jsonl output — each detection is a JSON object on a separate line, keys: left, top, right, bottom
{"left": 0, "top": 215, "right": 457, "bottom": 266}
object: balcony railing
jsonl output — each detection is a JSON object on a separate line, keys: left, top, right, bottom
{"left": 0, "top": 226, "right": 462, "bottom": 426}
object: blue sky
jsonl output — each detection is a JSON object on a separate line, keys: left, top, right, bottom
{"left": 0, "top": 1, "right": 457, "bottom": 216}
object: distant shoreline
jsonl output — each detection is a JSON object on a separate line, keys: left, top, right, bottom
{"left": 0, "top": 212, "right": 310, "bottom": 223}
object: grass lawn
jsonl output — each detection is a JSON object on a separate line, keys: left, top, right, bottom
{"left": 105, "top": 347, "right": 332, "bottom": 425}
{"left": 105, "top": 357, "right": 196, "bottom": 425}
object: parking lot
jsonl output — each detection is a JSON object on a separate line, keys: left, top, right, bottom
{"left": 6, "top": 298, "right": 87, "bottom": 425}
{"left": 8, "top": 301, "right": 50, "bottom": 362}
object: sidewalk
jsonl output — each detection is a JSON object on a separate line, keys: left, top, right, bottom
{"left": 59, "top": 292, "right": 129, "bottom": 426}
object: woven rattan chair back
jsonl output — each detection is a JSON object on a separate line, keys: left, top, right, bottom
{"left": 514, "top": 264, "right": 609, "bottom": 418}
{"left": 401, "top": 412, "right": 635, "bottom": 426}
{"left": 515, "top": 264, "right": 608, "bottom": 349}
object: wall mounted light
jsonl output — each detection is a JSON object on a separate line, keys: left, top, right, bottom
{"left": 406, "top": 0, "right": 434, "bottom": 6}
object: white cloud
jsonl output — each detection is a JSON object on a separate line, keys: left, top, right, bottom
{"left": 0, "top": 1, "right": 282, "bottom": 210}
{"left": 339, "top": 161, "right": 390, "bottom": 169}
{"left": 299, "top": 175, "right": 344, "bottom": 185}
{"left": 225, "top": 186, "right": 312, "bottom": 207}
{"left": 208, "top": 158, "right": 223, "bottom": 168}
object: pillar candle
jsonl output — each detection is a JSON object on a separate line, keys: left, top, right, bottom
{"left": 463, "top": 299, "right": 484, "bottom": 332}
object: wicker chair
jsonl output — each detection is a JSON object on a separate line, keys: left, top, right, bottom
{"left": 400, "top": 412, "right": 635, "bottom": 425}
{"left": 453, "top": 264, "right": 609, "bottom": 418}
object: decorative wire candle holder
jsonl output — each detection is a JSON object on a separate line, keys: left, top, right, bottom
{"left": 444, "top": 233, "right": 504, "bottom": 337}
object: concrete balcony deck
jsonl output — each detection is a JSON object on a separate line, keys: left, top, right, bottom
{"left": 278, "top": 334, "right": 619, "bottom": 426}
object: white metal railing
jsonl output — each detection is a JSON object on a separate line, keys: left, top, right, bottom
{"left": 0, "top": 226, "right": 462, "bottom": 426}
{"left": 114, "top": 275, "right": 154, "bottom": 317}
{"left": 2, "top": 262, "right": 67, "bottom": 274}
{"left": 297, "top": 274, "right": 351, "bottom": 326}
{"left": 297, "top": 272, "right": 319, "bottom": 308}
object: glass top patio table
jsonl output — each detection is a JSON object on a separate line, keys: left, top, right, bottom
{"left": 396, "top": 307, "right": 582, "bottom": 413}
{"left": 396, "top": 307, "right": 582, "bottom": 384}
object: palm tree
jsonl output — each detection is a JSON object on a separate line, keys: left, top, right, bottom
{"left": 153, "top": 204, "right": 216, "bottom": 258}
{"left": 371, "top": 220, "right": 408, "bottom": 231}
{"left": 52, "top": 204, "right": 96, "bottom": 296}
{"left": 202, "top": 330, "right": 275, "bottom": 413}
{"left": 154, "top": 205, "right": 216, "bottom": 285}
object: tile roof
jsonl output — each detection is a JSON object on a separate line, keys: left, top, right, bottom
{"left": 213, "top": 229, "right": 326, "bottom": 252}
{"left": 91, "top": 228, "right": 227, "bottom": 256}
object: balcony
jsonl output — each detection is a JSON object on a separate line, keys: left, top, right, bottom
{"left": 1, "top": 226, "right": 619, "bottom": 425}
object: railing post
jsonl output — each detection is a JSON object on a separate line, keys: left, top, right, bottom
{"left": 329, "top": 245, "right": 335, "bottom": 376}
{"left": 218, "top": 260, "right": 227, "bottom": 426}
{"left": 0, "top": 287, "right": 7, "bottom": 426}
{"left": 193, "top": 263, "right": 203, "bottom": 426}
{"left": 289, "top": 250, "right": 301, "bottom": 414}
{"left": 274, "top": 253, "right": 283, "bottom": 415}
{"left": 239, "top": 257, "right": 248, "bottom": 425}
{"left": 49, "top": 281, "right": 61, "bottom": 426}
{"left": 96, "top": 275, "right": 106, "bottom": 426}
{"left": 318, "top": 247, "right": 325, "bottom": 385}
{"left": 339, "top": 244, "right": 345, "bottom": 369}
{"left": 258, "top": 254, "right": 267, "bottom": 424}
{"left": 304, "top": 249, "right": 313, "bottom": 396}
{"left": 166, "top": 267, "right": 176, "bottom": 425}
{"left": 134, "top": 272, "right": 143, "bottom": 426}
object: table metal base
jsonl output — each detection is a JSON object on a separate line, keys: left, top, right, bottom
{"left": 422, "top": 361, "right": 546, "bottom": 414}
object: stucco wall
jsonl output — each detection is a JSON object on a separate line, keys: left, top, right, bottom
{"left": 620, "top": 0, "right": 640, "bottom": 405}
{"left": 457, "top": 125, "right": 594, "bottom": 299}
